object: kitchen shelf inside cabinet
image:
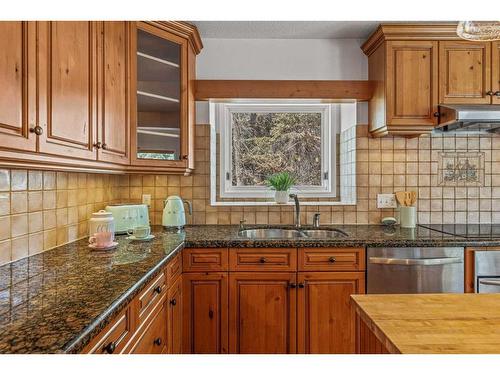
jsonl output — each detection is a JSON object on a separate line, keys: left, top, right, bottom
{"left": 137, "top": 53, "right": 180, "bottom": 82}
{"left": 137, "top": 29, "right": 180, "bottom": 65}
{"left": 137, "top": 126, "right": 180, "bottom": 138}
{"left": 137, "top": 91, "right": 179, "bottom": 112}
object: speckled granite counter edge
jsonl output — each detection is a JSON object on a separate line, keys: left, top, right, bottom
{"left": 63, "top": 242, "right": 184, "bottom": 354}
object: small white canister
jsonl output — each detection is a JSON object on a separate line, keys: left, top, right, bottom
{"left": 89, "top": 210, "right": 115, "bottom": 240}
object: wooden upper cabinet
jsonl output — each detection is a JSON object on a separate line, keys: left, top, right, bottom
{"left": 97, "top": 21, "right": 130, "bottom": 165}
{"left": 229, "top": 272, "right": 297, "bottom": 354}
{"left": 129, "top": 21, "right": 201, "bottom": 174}
{"left": 492, "top": 41, "right": 500, "bottom": 105}
{"left": 297, "top": 272, "right": 365, "bottom": 354}
{"left": 0, "top": 21, "right": 37, "bottom": 152}
{"left": 37, "top": 21, "right": 98, "bottom": 160}
{"left": 439, "top": 41, "right": 491, "bottom": 104}
{"left": 386, "top": 41, "right": 438, "bottom": 127}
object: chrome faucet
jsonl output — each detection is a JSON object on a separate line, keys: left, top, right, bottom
{"left": 313, "top": 213, "right": 321, "bottom": 228}
{"left": 289, "top": 194, "right": 301, "bottom": 229}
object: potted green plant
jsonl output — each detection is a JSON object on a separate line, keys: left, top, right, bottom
{"left": 266, "top": 172, "right": 297, "bottom": 204}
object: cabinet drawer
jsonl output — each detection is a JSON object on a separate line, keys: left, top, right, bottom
{"left": 183, "top": 248, "right": 228, "bottom": 272}
{"left": 128, "top": 297, "right": 168, "bottom": 354}
{"left": 83, "top": 306, "right": 133, "bottom": 354}
{"left": 229, "top": 248, "right": 297, "bottom": 271}
{"left": 299, "top": 248, "right": 365, "bottom": 271}
{"left": 137, "top": 271, "right": 167, "bottom": 325}
{"left": 166, "top": 252, "right": 182, "bottom": 284}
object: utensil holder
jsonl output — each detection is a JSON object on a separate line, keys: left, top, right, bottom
{"left": 400, "top": 206, "right": 417, "bottom": 228}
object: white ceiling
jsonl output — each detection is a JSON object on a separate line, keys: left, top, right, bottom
{"left": 190, "top": 21, "right": 382, "bottom": 39}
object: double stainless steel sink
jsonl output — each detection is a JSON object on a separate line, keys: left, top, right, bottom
{"left": 237, "top": 228, "right": 348, "bottom": 239}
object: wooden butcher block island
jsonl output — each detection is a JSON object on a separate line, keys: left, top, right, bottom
{"left": 351, "top": 294, "right": 500, "bottom": 354}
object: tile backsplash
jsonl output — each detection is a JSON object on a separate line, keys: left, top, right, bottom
{"left": 0, "top": 170, "right": 120, "bottom": 265}
{"left": 3, "top": 123, "right": 500, "bottom": 265}
{"left": 116, "top": 124, "right": 500, "bottom": 227}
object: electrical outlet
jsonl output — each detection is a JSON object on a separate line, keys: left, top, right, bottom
{"left": 377, "top": 194, "right": 397, "bottom": 209}
{"left": 142, "top": 194, "right": 152, "bottom": 207}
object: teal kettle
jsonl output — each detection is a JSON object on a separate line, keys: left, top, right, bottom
{"left": 162, "top": 196, "right": 192, "bottom": 229}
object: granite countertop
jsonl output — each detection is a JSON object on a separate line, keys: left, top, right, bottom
{"left": 2, "top": 224, "right": 500, "bottom": 354}
{"left": 351, "top": 294, "right": 500, "bottom": 354}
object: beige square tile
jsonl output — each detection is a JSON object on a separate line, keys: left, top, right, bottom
{"left": 0, "top": 239, "right": 11, "bottom": 265}
{"left": 77, "top": 173, "right": 87, "bottom": 187}
{"left": 43, "top": 210, "right": 57, "bottom": 230}
{"left": 28, "top": 191, "right": 43, "bottom": 212}
{"left": 0, "top": 192, "right": 10, "bottom": 216}
{"left": 68, "top": 190, "right": 78, "bottom": 207}
{"left": 43, "top": 229, "right": 57, "bottom": 250}
{"left": 43, "top": 171, "right": 56, "bottom": 190}
{"left": 11, "top": 214, "right": 28, "bottom": 237}
{"left": 11, "top": 170, "right": 27, "bottom": 191}
{"left": 11, "top": 235, "right": 28, "bottom": 261}
{"left": 11, "top": 191, "right": 28, "bottom": 214}
{"left": 68, "top": 173, "right": 79, "bottom": 189}
{"left": 56, "top": 172, "right": 68, "bottom": 189}
{"left": 155, "top": 175, "right": 169, "bottom": 187}
{"left": 28, "top": 171, "right": 43, "bottom": 190}
{"left": 28, "top": 232, "right": 44, "bottom": 255}
{"left": 43, "top": 191, "right": 56, "bottom": 210}
{"left": 28, "top": 211, "right": 43, "bottom": 233}
{"left": 0, "top": 170, "right": 10, "bottom": 192}
{"left": 56, "top": 226, "right": 68, "bottom": 245}
{"left": 67, "top": 207, "right": 78, "bottom": 225}
{"left": 142, "top": 175, "right": 154, "bottom": 187}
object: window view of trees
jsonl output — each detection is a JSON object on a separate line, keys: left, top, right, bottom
{"left": 231, "top": 112, "right": 322, "bottom": 187}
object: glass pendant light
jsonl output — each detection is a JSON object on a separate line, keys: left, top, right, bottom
{"left": 457, "top": 21, "right": 500, "bottom": 41}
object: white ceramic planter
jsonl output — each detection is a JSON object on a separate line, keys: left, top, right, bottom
{"left": 274, "top": 190, "right": 289, "bottom": 204}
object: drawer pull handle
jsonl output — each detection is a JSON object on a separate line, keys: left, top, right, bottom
{"left": 329, "top": 257, "right": 336, "bottom": 263}
{"left": 288, "top": 282, "right": 296, "bottom": 289}
{"left": 208, "top": 310, "right": 214, "bottom": 319}
{"left": 103, "top": 342, "right": 116, "bottom": 354}
{"left": 298, "top": 282, "right": 305, "bottom": 288}
{"left": 259, "top": 257, "right": 266, "bottom": 263}
{"left": 169, "top": 298, "right": 177, "bottom": 306}
{"left": 154, "top": 338, "right": 162, "bottom": 346}
{"left": 154, "top": 286, "right": 162, "bottom": 294}
{"left": 486, "top": 91, "right": 495, "bottom": 96}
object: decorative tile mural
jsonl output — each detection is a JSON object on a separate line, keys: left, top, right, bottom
{"left": 438, "top": 152, "right": 485, "bottom": 187}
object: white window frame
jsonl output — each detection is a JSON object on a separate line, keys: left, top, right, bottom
{"left": 215, "top": 101, "right": 337, "bottom": 199}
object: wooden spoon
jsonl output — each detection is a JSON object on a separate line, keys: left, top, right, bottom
{"left": 395, "top": 191, "right": 407, "bottom": 206}
{"left": 409, "top": 191, "right": 417, "bottom": 206}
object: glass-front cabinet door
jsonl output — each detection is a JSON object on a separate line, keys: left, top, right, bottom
{"left": 130, "top": 22, "right": 193, "bottom": 172}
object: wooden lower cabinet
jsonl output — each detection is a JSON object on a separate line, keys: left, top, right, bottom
{"left": 182, "top": 272, "right": 229, "bottom": 353}
{"left": 167, "top": 275, "right": 183, "bottom": 354}
{"left": 297, "top": 272, "right": 366, "bottom": 354}
{"left": 229, "top": 272, "right": 297, "bottom": 354}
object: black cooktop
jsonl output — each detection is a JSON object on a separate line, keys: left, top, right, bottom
{"left": 419, "top": 224, "right": 500, "bottom": 239}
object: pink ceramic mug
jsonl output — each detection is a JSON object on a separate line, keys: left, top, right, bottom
{"left": 89, "top": 232, "right": 114, "bottom": 248}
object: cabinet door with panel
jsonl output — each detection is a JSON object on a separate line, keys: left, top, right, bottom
{"left": 0, "top": 21, "right": 37, "bottom": 152}
{"left": 97, "top": 21, "right": 130, "bottom": 165}
{"left": 167, "top": 275, "right": 183, "bottom": 354}
{"left": 297, "top": 272, "right": 365, "bottom": 354}
{"left": 439, "top": 41, "right": 492, "bottom": 104}
{"left": 386, "top": 41, "right": 438, "bottom": 126}
{"left": 492, "top": 41, "right": 500, "bottom": 105}
{"left": 229, "top": 272, "right": 297, "bottom": 354}
{"left": 182, "top": 272, "right": 228, "bottom": 354}
{"left": 37, "top": 21, "right": 98, "bottom": 160}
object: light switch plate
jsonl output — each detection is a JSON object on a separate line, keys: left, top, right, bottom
{"left": 142, "top": 194, "right": 152, "bottom": 207}
{"left": 377, "top": 193, "right": 397, "bottom": 209}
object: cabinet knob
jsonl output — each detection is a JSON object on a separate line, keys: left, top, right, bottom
{"left": 103, "top": 341, "right": 116, "bottom": 354}
{"left": 486, "top": 91, "right": 495, "bottom": 96}
{"left": 29, "top": 125, "right": 43, "bottom": 135}
{"left": 182, "top": 155, "right": 188, "bottom": 160}
{"left": 495, "top": 91, "right": 500, "bottom": 97}
{"left": 102, "top": 143, "right": 108, "bottom": 150}
{"left": 154, "top": 285, "right": 162, "bottom": 294}
{"left": 169, "top": 298, "right": 177, "bottom": 306}
{"left": 289, "top": 282, "right": 297, "bottom": 289}
{"left": 433, "top": 111, "right": 440, "bottom": 118}
{"left": 329, "top": 257, "right": 336, "bottom": 263}
{"left": 298, "top": 282, "right": 305, "bottom": 288}
{"left": 259, "top": 257, "right": 266, "bottom": 263}
{"left": 93, "top": 142, "right": 102, "bottom": 149}
{"left": 153, "top": 338, "right": 162, "bottom": 346}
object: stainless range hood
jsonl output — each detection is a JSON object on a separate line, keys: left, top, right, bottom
{"left": 434, "top": 105, "right": 500, "bottom": 133}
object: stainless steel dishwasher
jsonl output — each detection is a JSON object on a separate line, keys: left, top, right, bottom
{"left": 475, "top": 251, "right": 500, "bottom": 293}
{"left": 367, "top": 247, "right": 464, "bottom": 294}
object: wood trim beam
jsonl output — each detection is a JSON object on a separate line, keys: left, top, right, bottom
{"left": 195, "top": 80, "right": 375, "bottom": 101}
